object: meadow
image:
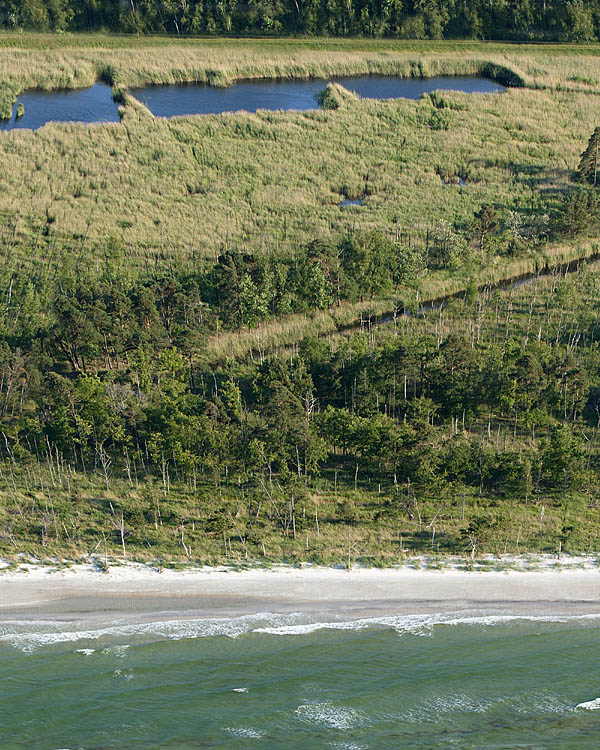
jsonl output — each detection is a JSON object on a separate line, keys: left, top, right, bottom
{"left": 0, "top": 36, "right": 599, "bottom": 267}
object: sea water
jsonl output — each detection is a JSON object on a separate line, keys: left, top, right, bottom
{"left": 1, "top": 611, "right": 599, "bottom": 748}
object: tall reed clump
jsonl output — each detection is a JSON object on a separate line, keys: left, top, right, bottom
{"left": 0, "top": 82, "right": 18, "bottom": 119}
{"left": 317, "top": 82, "right": 360, "bottom": 109}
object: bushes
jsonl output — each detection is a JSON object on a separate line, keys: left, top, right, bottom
{"left": 0, "top": 82, "right": 18, "bottom": 120}
{"left": 552, "top": 188, "right": 600, "bottom": 238}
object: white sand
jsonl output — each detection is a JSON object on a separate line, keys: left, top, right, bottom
{"left": 1, "top": 557, "right": 599, "bottom": 621}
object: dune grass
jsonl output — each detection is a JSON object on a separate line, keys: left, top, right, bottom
{"left": 2, "top": 445, "right": 599, "bottom": 566}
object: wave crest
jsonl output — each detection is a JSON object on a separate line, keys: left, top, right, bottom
{"left": 1, "top": 611, "right": 599, "bottom": 652}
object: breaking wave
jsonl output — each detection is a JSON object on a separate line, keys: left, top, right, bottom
{"left": 1, "top": 611, "right": 599, "bottom": 653}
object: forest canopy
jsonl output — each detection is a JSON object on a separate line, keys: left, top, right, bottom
{"left": 2, "top": 0, "right": 600, "bottom": 41}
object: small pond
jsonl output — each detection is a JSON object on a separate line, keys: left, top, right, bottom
{"left": 129, "top": 75, "right": 505, "bottom": 118}
{"left": 0, "top": 75, "right": 505, "bottom": 131}
{"left": 0, "top": 83, "right": 120, "bottom": 131}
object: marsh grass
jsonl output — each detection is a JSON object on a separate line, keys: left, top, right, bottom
{"left": 0, "top": 82, "right": 596, "bottom": 271}
{"left": 0, "top": 39, "right": 597, "bottom": 270}
{"left": 317, "top": 82, "right": 360, "bottom": 109}
{"left": 1, "top": 37, "right": 600, "bottom": 364}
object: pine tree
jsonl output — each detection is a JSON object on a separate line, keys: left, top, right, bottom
{"left": 578, "top": 127, "right": 600, "bottom": 186}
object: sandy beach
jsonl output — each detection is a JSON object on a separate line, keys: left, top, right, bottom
{"left": 1, "top": 558, "right": 599, "bottom": 623}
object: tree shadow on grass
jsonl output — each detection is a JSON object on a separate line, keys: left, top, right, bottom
{"left": 509, "top": 164, "right": 575, "bottom": 191}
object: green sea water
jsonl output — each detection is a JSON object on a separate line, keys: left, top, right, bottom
{"left": 1, "top": 611, "right": 599, "bottom": 749}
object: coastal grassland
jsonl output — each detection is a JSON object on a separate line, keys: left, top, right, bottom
{"left": 1, "top": 460, "right": 599, "bottom": 567}
{"left": 0, "top": 84, "right": 596, "bottom": 266}
{"left": 1, "top": 39, "right": 600, "bottom": 362}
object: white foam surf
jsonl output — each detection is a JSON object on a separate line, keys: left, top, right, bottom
{"left": 0, "top": 613, "right": 313, "bottom": 652}
{"left": 224, "top": 726, "right": 265, "bottom": 738}
{"left": 255, "top": 612, "right": 600, "bottom": 637}
{"left": 576, "top": 697, "right": 600, "bottom": 710}
{"left": 1, "top": 610, "right": 599, "bottom": 653}
{"left": 295, "top": 702, "right": 367, "bottom": 730}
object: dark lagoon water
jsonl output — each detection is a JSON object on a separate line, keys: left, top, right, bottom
{"left": 129, "top": 75, "right": 504, "bottom": 117}
{"left": 0, "top": 76, "right": 504, "bottom": 131}
{"left": 0, "top": 82, "right": 120, "bottom": 131}
{"left": 1, "top": 611, "right": 599, "bottom": 749}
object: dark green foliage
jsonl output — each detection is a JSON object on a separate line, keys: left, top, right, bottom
{"left": 317, "top": 85, "right": 341, "bottom": 110}
{"left": 1, "top": 0, "right": 600, "bottom": 40}
{"left": 2, "top": 248, "right": 600, "bottom": 560}
{"left": 578, "top": 126, "right": 600, "bottom": 186}
{"left": 552, "top": 188, "right": 600, "bottom": 238}
{"left": 471, "top": 204, "right": 499, "bottom": 253}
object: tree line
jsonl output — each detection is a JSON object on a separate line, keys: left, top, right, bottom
{"left": 0, "top": 187, "right": 597, "bottom": 499}
{"left": 0, "top": 183, "right": 599, "bottom": 557}
{"left": 2, "top": 0, "right": 600, "bottom": 41}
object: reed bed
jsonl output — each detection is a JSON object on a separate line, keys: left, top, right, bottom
{"left": 0, "top": 83, "right": 595, "bottom": 261}
{"left": 2, "top": 35, "right": 600, "bottom": 94}
{"left": 1, "top": 37, "right": 600, "bottom": 362}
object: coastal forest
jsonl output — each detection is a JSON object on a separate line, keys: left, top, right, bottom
{"left": 3, "top": 0, "right": 600, "bottom": 41}
{"left": 1, "top": 37, "right": 600, "bottom": 566}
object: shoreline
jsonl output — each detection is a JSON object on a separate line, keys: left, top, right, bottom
{"left": 1, "top": 555, "right": 599, "bottom": 623}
